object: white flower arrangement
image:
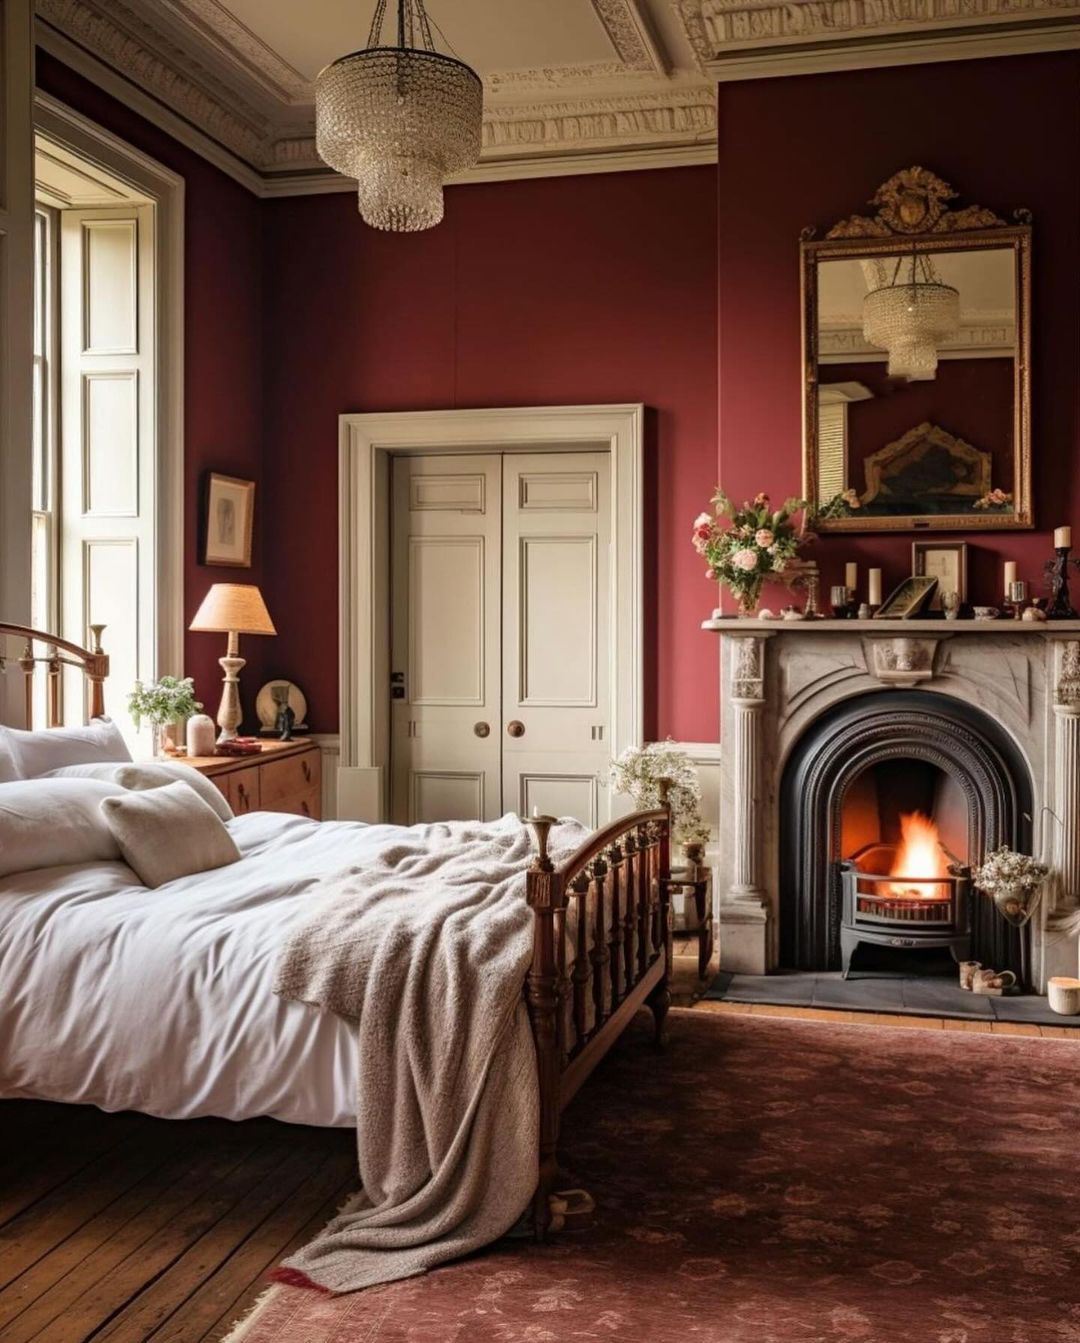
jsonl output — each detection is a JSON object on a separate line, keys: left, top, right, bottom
{"left": 610, "top": 739, "right": 708, "bottom": 844}
{"left": 972, "top": 846, "right": 1049, "bottom": 896}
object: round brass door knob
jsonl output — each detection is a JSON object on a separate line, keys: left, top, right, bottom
{"left": 507, "top": 720, "right": 525, "bottom": 738}
{"left": 474, "top": 722, "right": 490, "bottom": 738}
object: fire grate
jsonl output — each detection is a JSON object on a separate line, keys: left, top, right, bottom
{"left": 839, "top": 843, "right": 971, "bottom": 977}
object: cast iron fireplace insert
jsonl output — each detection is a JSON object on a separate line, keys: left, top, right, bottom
{"left": 780, "top": 690, "right": 1031, "bottom": 979}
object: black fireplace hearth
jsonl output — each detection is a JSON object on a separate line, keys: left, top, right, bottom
{"left": 780, "top": 690, "right": 1031, "bottom": 980}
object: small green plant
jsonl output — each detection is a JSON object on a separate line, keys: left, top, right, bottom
{"left": 128, "top": 676, "right": 202, "bottom": 728}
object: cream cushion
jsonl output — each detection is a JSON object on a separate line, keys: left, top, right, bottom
{"left": 47, "top": 761, "right": 233, "bottom": 822}
{"left": 100, "top": 780, "right": 241, "bottom": 888}
{"left": 0, "top": 778, "right": 123, "bottom": 877}
{"left": 1, "top": 718, "right": 131, "bottom": 779}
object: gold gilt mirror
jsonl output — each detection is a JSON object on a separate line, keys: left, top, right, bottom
{"left": 801, "top": 167, "right": 1032, "bottom": 533}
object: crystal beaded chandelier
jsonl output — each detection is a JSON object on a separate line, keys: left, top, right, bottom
{"left": 315, "top": 0, "right": 482, "bottom": 232}
{"left": 862, "top": 250, "right": 961, "bottom": 381}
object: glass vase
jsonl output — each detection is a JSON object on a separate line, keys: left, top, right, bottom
{"left": 735, "top": 580, "right": 764, "bottom": 618}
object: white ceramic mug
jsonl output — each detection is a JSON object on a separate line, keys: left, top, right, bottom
{"left": 958, "top": 960, "right": 982, "bottom": 991}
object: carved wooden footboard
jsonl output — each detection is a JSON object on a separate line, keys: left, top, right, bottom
{"left": 523, "top": 786, "right": 673, "bottom": 1237}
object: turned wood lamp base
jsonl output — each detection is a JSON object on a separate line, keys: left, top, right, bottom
{"left": 188, "top": 584, "right": 277, "bottom": 746}
{"left": 216, "top": 631, "right": 245, "bottom": 743}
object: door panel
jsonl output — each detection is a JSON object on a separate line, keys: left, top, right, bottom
{"left": 391, "top": 455, "right": 502, "bottom": 823}
{"left": 502, "top": 452, "right": 611, "bottom": 823}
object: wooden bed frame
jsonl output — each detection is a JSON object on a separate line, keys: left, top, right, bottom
{"left": 2, "top": 621, "right": 680, "bottom": 1241}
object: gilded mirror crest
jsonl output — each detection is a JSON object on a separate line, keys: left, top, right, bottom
{"left": 801, "top": 167, "right": 1032, "bottom": 533}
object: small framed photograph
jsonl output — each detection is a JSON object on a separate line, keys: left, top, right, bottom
{"left": 874, "top": 575, "right": 939, "bottom": 619}
{"left": 203, "top": 473, "right": 254, "bottom": 567}
{"left": 912, "top": 542, "right": 969, "bottom": 611}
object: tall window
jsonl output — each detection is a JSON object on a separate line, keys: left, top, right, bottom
{"left": 32, "top": 142, "right": 157, "bottom": 740}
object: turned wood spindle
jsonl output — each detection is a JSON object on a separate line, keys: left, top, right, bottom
{"left": 607, "top": 843, "right": 624, "bottom": 1010}
{"left": 20, "top": 640, "right": 34, "bottom": 728}
{"left": 523, "top": 811, "right": 564, "bottom": 1238}
{"left": 46, "top": 649, "right": 61, "bottom": 728}
{"left": 623, "top": 830, "right": 638, "bottom": 988}
{"left": 569, "top": 871, "right": 591, "bottom": 1053}
{"left": 590, "top": 856, "right": 609, "bottom": 1033}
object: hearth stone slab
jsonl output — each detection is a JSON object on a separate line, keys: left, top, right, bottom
{"left": 704, "top": 971, "right": 1080, "bottom": 1026}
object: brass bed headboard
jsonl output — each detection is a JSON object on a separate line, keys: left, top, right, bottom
{"left": 0, "top": 624, "right": 109, "bottom": 726}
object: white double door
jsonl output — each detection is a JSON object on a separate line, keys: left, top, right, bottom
{"left": 390, "top": 450, "right": 612, "bottom": 826}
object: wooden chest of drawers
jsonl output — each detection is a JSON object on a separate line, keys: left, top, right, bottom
{"left": 181, "top": 739, "right": 321, "bottom": 820}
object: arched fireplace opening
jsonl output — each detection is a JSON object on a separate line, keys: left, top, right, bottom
{"left": 780, "top": 690, "right": 1032, "bottom": 980}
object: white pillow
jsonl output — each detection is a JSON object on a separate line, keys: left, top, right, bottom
{"left": 1, "top": 718, "right": 131, "bottom": 779}
{"left": 100, "top": 780, "right": 241, "bottom": 888}
{"left": 0, "top": 778, "right": 124, "bottom": 878}
{"left": 47, "top": 761, "right": 234, "bottom": 823}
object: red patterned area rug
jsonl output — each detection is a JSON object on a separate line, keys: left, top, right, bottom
{"left": 223, "top": 1009, "right": 1080, "bottom": 1343}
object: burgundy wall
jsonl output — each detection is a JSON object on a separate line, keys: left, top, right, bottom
{"left": 260, "top": 169, "right": 719, "bottom": 738}
{"left": 718, "top": 53, "right": 1080, "bottom": 614}
{"left": 35, "top": 53, "right": 267, "bottom": 715}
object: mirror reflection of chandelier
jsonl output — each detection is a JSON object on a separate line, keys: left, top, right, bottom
{"left": 315, "top": 0, "right": 483, "bottom": 232}
{"left": 862, "top": 250, "right": 961, "bottom": 381}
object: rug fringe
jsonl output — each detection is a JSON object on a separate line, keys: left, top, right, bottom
{"left": 217, "top": 1283, "right": 281, "bottom": 1343}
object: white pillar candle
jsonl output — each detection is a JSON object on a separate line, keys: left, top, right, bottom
{"left": 844, "top": 562, "right": 858, "bottom": 591}
{"left": 1055, "top": 526, "right": 1072, "bottom": 549}
{"left": 186, "top": 713, "right": 216, "bottom": 759}
{"left": 1003, "top": 560, "right": 1017, "bottom": 597}
{"left": 868, "top": 568, "right": 882, "bottom": 606}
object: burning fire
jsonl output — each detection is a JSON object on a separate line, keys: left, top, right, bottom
{"left": 887, "top": 812, "right": 949, "bottom": 900}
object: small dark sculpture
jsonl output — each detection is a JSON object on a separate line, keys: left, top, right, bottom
{"left": 272, "top": 685, "right": 295, "bottom": 741}
{"left": 1045, "top": 548, "right": 1080, "bottom": 620}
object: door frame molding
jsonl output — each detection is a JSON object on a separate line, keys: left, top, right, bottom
{"left": 33, "top": 91, "right": 186, "bottom": 682}
{"left": 338, "top": 404, "right": 645, "bottom": 822}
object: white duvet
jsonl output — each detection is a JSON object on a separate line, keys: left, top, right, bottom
{"left": 0, "top": 812, "right": 408, "bottom": 1128}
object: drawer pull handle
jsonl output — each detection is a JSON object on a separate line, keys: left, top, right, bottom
{"left": 301, "top": 800, "right": 310, "bottom": 817}
{"left": 302, "top": 761, "right": 312, "bottom": 782}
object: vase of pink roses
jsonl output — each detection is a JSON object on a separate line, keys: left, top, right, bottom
{"left": 693, "top": 490, "right": 808, "bottom": 617}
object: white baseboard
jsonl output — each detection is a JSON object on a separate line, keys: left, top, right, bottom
{"left": 310, "top": 733, "right": 340, "bottom": 819}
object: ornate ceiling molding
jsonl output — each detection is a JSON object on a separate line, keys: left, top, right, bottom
{"left": 37, "top": 0, "right": 274, "bottom": 162}
{"left": 37, "top": 0, "right": 718, "bottom": 195}
{"left": 677, "top": 0, "right": 1080, "bottom": 75}
{"left": 155, "top": 0, "right": 311, "bottom": 104}
{"left": 592, "top": 0, "right": 668, "bottom": 71}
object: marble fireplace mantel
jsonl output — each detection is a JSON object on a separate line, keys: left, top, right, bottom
{"left": 701, "top": 614, "right": 1080, "bottom": 988}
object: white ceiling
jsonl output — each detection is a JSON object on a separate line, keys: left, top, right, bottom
{"left": 217, "top": 0, "right": 626, "bottom": 83}
{"left": 819, "top": 250, "right": 1017, "bottom": 326}
{"left": 36, "top": 0, "right": 1080, "bottom": 194}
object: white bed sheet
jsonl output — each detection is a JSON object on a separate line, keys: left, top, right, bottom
{"left": 0, "top": 812, "right": 407, "bottom": 1128}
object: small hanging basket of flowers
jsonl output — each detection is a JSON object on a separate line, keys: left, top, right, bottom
{"left": 971, "top": 846, "right": 1050, "bottom": 928}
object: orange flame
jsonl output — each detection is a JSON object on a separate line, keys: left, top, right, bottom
{"left": 887, "top": 812, "right": 949, "bottom": 900}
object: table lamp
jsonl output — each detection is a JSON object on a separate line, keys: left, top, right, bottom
{"left": 189, "top": 583, "right": 276, "bottom": 742}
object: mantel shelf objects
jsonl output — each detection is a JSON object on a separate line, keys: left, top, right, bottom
{"left": 702, "top": 616, "right": 1080, "bottom": 635}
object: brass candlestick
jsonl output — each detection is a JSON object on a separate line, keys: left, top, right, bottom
{"left": 524, "top": 812, "right": 558, "bottom": 870}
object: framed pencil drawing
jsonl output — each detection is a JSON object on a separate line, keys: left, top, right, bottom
{"left": 204, "top": 473, "right": 254, "bottom": 568}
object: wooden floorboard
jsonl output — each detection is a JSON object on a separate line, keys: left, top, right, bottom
{"left": 0, "top": 1103, "right": 355, "bottom": 1343}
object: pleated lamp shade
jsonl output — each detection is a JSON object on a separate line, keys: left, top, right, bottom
{"left": 189, "top": 583, "right": 276, "bottom": 636}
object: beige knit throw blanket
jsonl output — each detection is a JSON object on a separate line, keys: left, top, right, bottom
{"left": 273, "top": 813, "right": 586, "bottom": 1295}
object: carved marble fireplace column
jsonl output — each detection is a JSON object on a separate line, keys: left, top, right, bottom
{"left": 1053, "top": 642, "right": 1080, "bottom": 905}
{"left": 720, "top": 632, "right": 773, "bottom": 973}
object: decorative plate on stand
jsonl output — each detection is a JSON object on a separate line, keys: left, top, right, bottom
{"left": 255, "top": 680, "right": 309, "bottom": 736}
